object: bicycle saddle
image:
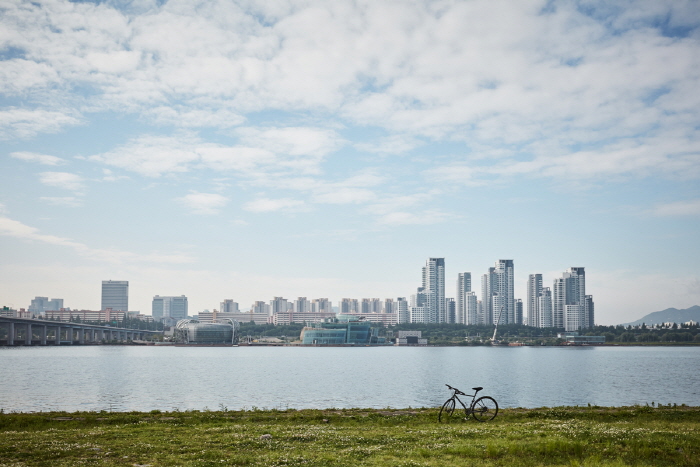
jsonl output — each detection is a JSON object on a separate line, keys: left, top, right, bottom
{"left": 472, "top": 387, "right": 483, "bottom": 392}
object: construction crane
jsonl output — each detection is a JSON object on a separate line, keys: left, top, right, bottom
{"left": 491, "top": 306, "right": 504, "bottom": 344}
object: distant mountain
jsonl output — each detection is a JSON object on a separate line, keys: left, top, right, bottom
{"left": 621, "top": 305, "right": 700, "bottom": 326}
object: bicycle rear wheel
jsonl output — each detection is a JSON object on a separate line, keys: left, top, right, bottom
{"left": 471, "top": 396, "right": 498, "bottom": 422}
{"left": 438, "top": 398, "right": 456, "bottom": 422}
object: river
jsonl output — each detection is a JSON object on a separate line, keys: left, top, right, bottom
{"left": 0, "top": 345, "right": 698, "bottom": 412}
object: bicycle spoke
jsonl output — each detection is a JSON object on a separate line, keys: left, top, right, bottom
{"left": 471, "top": 396, "right": 498, "bottom": 422}
{"left": 438, "top": 398, "right": 456, "bottom": 422}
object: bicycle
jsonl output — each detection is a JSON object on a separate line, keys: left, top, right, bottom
{"left": 438, "top": 384, "right": 499, "bottom": 422}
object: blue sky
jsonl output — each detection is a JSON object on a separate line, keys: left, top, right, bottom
{"left": 1, "top": 0, "right": 699, "bottom": 324}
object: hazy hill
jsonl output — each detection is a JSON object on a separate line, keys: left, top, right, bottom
{"left": 621, "top": 305, "right": 700, "bottom": 326}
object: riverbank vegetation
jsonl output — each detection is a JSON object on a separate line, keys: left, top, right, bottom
{"left": 1, "top": 405, "right": 698, "bottom": 466}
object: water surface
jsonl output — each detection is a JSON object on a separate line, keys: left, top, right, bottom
{"left": 1, "top": 346, "right": 698, "bottom": 412}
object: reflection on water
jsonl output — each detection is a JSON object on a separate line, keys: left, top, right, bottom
{"left": 1, "top": 345, "right": 698, "bottom": 412}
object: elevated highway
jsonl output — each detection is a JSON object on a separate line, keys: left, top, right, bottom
{"left": 0, "top": 316, "right": 162, "bottom": 345}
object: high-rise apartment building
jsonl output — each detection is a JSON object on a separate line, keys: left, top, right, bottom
{"left": 446, "top": 298, "right": 456, "bottom": 323}
{"left": 397, "top": 297, "right": 409, "bottom": 323}
{"left": 494, "top": 260, "right": 515, "bottom": 324}
{"left": 28, "top": 297, "right": 63, "bottom": 314}
{"left": 311, "top": 298, "right": 332, "bottom": 313}
{"left": 552, "top": 267, "right": 592, "bottom": 331}
{"left": 252, "top": 301, "right": 269, "bottom": 314}
{"left": 527, "top": 274, "right": 543, "bottom": 327}
{"left": 270, "top": 297, "right": 289, "bottom": 315}
{"left": 539, "top": 288, "right": 552, "bottom": 327}
{"left": 220, "top": 299, "right": 239, "bottom": 313}
{"left": 101, "top": 280, "right": 128, "bottom": 311}
{"left": 514, "top": 298, "right": 523, "bottom": 325}
{"left": 294, "top": 297, "right": 309, "bottom": 313}
{"left": 415, "top": 257, "right": 445, "bottom": 323}
{"left": 152, "top": 295, "right": 188, "bottom": 321}
{"left": 456, "top": 272, "right": 471, "bottom": 324}
{"left": 465, "top": 291, "right": 478, "bottom": 324}
{"left": 481, "top": 268, "right": 495, "bottom": 325}
{"left": 383, "top": 298, "right": 395, "bottom": 314}
{"left": 339, "top": 298, "right": 359, "bottom": 314}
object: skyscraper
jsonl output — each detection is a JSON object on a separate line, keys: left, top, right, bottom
{"left": 101, "top": 280, "right": 128, "bottom": 311}
{"left": 494, "top": 260, "right": 515, "bottom": 324}
{"left": 527, "top": 274, "right": 543, "bottom": 327}
{"left": 552, "top": 267, "right": 591, "bottom": 331}
{"left": 419, "top": 257, "right": 445, "bottom": 323}
{"left": 456, "top": 272, "right": 471, "bottom": 324}
{"left": 481, "top": 267, "right": 495, "bottom": 325}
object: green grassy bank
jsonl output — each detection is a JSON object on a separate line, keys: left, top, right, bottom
{"left": 1, "top": 406, "right": 698, "bottom": 466}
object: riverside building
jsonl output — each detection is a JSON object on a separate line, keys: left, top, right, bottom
{"left": 101, "top": 280, "right": 128, "bottom": 311}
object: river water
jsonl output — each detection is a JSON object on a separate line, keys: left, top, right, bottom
{"left": 0, "top": 345, "right": 698, "bottom": 412}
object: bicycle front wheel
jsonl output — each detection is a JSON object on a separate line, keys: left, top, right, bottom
{"left": 438, "top": 398, "right": 456, "bottom": 422}
{"left": 471, "top": 396, "right": 498, "bottom": 422}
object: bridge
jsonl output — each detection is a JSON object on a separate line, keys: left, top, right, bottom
{"left": 0, "top": 316, "right": 162, "bottom": 345}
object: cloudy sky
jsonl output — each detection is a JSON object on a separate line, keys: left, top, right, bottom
{"left": 1, "top": 0, "right": 699, "bottom": 324}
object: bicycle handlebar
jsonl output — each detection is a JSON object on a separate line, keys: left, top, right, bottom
{"left": 445, "top": 384, "right": 467, "bottom": 396}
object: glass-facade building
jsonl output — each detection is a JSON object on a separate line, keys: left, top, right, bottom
{"left": 301, "top": 316, "right": 378, "bottom": 345}
{"left": 101, "top": 280, "right": 128, "bottom": 311}
{"left": 175, "top": 319, "right": 240, "bottom": 344}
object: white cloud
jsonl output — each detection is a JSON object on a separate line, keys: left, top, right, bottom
{"left": 89, "top": 127, "right": 343, "bottom": 178}
{"left": 40, "top": 197, "right": 83, "bottom": 208}
{"left": 10, "top": 151, "right": 66, "bottom": 166}
{"left": 177, "top": 192, "right": 229, "bottom": 215}
{"left": 144, "top": 106, "right": 246, "bottom": 128}
{"left": 39, "top": 172, "right": 85, "bottom": 192}
{"left": 243, "top": 197, "right": 306, "bottom": 212}
{"left": 0, "top": 109, "right": 81, "bottom": 140}
{"left": 652, "top": 199, "right": 700, "bottom": 217}
{"left": 0, "top": 215, "right": 194, "bottom": 264}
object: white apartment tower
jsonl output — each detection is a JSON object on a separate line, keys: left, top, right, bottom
{"left": 419, "top": 257, "right": 445, "bottom": 323}
{"left": 481, "top": 268, "right": 495, "bottom": 325}
{"left": 552, "top": 267, "right": 591, "bottom": 331}
{"left": 527, "top": 274, "right": 543, "bottom": 327}
{"left": 456, "top": 272, "right": 471, "bottom": 325}
{"left": 539, "top": 288, "right": 553, "bottom": 328}
{"left": 494, "top": 260, "right": 515, "bottom": 324}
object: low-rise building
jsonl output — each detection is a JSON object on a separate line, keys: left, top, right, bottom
{"left": 198, "top": 310, "right": 271, "bottom": 325}
{"left": 395, "top": 330, "right": 428, "bottom": 346}
{"left": 272, "top": 311, "right": 336, "bottom": 325}
{"left": 300, "top": 315, "right": 379, "bottom": 345}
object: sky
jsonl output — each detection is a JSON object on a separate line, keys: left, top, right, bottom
{"left": 1, "top": 0, "right": 699, "bottom": 325}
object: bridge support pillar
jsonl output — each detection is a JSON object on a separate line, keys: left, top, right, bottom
{"left": 78, "top": 328, "right": 84, "bottom": 344}
{"left": 26, "top": 323, "right": 32, "bottom": 345}
{"left": 41, "top": 325, "right": 47, "bottom": 345}
{"left": 8, "top": 322, "right": 14, "bottom": 346}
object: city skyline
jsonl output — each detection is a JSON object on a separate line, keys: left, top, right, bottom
{"left": 1, "top": 1, "right": 699, "bottom": 325}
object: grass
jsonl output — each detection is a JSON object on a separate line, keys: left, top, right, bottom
{"left": 1, "top": 405, "right": 699, "bottom": 466}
